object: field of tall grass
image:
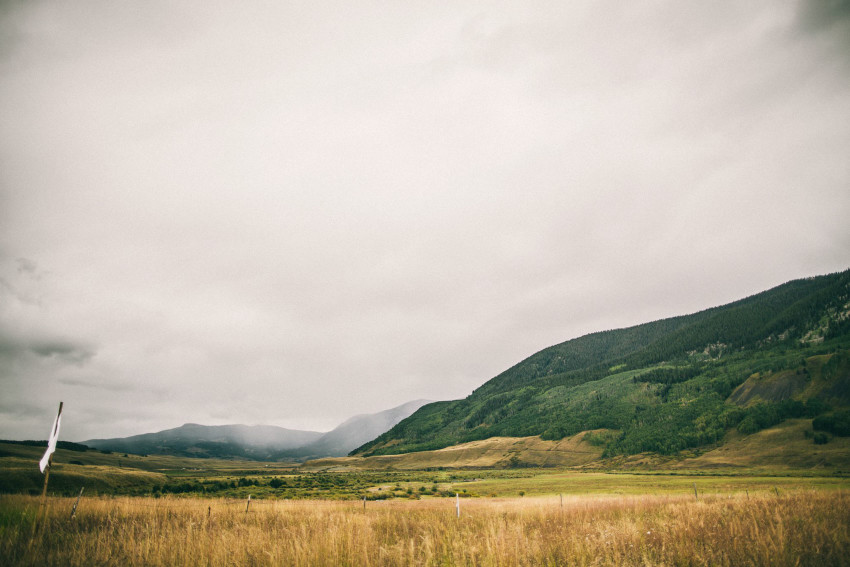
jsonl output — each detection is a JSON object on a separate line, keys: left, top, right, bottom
{"left": 2, "top": 490, "right": 847, "bottom": 566}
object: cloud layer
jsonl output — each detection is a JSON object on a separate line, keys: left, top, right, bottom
{"left": 1, "top": 1, "right": 848, "bottom": 441}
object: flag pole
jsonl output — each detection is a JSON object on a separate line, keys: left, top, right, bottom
{"left": 32, "top": 402, "right": 63, "bottom": 541}
{"left": 40, "top": 402, "right": 63, "bottom": 495}
{"left": 40, "top": 457, "right": 53, "bottom": 500}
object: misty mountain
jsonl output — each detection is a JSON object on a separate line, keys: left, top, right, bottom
{"left": 282, "top": 399, "right": 432, "bottom": 459}
{"left": 354, "top": 269, "right": 850, "bottom": 459}
{"left": 82, "top": 400, "right": 432, "bottom": 461}
{"left": 83, "top": 423, "right": 324, "bottom": 460}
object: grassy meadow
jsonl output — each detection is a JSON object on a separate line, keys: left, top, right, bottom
{"left": 3, "top": 441, "right": 850, "bottom": 564}
{"left": 2, "top": 490, "right": 849, "bottom": 566}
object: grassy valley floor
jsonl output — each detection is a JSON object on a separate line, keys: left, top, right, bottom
{"left": 3, "top": 439, "right": 850, "bottom": 565}
{"left": 2, "top": 490, "right": 848, "bottom": 566}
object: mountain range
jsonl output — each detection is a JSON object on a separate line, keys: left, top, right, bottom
{"left": 354, "top": 269, "right": 850, "bottom": 460}
{"left": 84, "top": 270, "right": 850, "bottom": 467}
{"left": 83, "top": 399, "right": 430, "bottom": 461}
{"left": 278, "top": 399, "right": 431, "bottom": 460}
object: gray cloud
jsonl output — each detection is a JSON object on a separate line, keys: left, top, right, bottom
{"left": 0, "top": 1, "right": 848, "bottom": 441}
{"left": 0, "top": 336, "right": 94, "bottom": 365}
{"left": 57, "top": 376, "right": 133, "bottom": 392}
{"left": 798, "top": 0, "right": 850, "bottom": 31}
{"left": 28, "top": 341, "right": 94, "bottom": 364}
{"left": 0, "top": 256, "right": 91, "bottom": 360}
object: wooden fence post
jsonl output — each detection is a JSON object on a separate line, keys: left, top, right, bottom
{"left": 70, "top": 487, "right": 84, "bottom": 519}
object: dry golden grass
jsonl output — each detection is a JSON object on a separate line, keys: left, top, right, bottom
{"left": 305, "top": 433, "right": 605, "bottom": 471}
{"left": 2, "top": 491, "right": 848, "bottom": 566}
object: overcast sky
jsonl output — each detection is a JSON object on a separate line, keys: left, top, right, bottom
{"left": 1, "top": 1, "right": 849, "bottom": 442}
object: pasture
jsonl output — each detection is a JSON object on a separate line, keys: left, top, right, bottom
{"left": 3, "top": 441, "right": 850, "bottom": 565}
{"left": 2, "top": 489, "right": 848, "bottom": 566}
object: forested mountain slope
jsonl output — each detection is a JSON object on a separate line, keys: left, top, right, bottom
{"left": 354, "top": 270, "right": 850, "bottom": 458}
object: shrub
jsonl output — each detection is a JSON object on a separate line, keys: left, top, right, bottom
{"left": 737, "top": 416, "right": 760, "bottom": 435}
{"left": 813, "top": 410, "right": 850, "bottom": 436}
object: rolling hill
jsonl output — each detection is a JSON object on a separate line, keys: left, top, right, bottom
{"left": 353, "top": 269, "right": 850, "bottom": 460}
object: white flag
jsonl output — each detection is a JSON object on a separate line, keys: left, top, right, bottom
{"left": 39, "top": 404, "right": 63, "bottom": 473}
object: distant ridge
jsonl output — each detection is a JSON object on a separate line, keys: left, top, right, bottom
{"left": 83, "top": 423, "right": 323, "bottom": 460}
{"left": 284, "top": 399, "right": 432, "bottom": 459}
{"left": 82, "top": 399, "right": 431, "bottom": 461}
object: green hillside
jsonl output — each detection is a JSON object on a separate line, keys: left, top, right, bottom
{"left": 354, "top": 270, "right": 850, "bottom": 458}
